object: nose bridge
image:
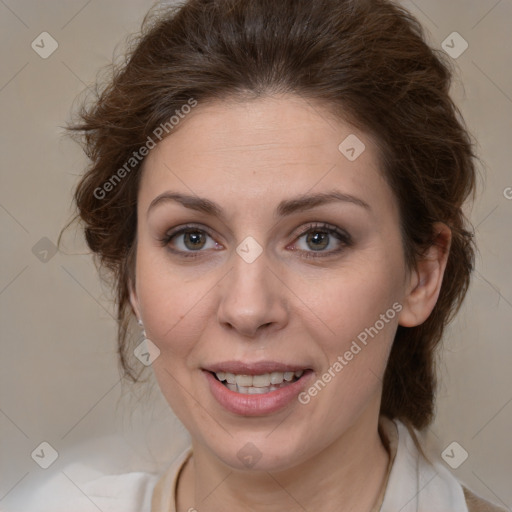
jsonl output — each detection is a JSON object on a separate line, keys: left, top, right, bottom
{"left": 232, "top": 238, "right": 269, "bottom": 294}
{"left": 229, "top": 236, "right": 274, "bottom": 308}
{"left": 217, "top": 235, "right": 287, "bottom": 336}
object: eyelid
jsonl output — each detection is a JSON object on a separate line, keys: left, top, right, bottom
{"left": 292, "top": 221, "right": 350, "bottom": 240}
{"left": 160, "top": 222, "right": 219, "bottom": 248}
{"left": 163, "top": 222, "right": 215, "bottom": 239}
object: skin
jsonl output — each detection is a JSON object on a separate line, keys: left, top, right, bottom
{"left": 129, "top": 94, "right": 451, "bottom": 512}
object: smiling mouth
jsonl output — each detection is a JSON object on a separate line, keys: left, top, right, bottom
{"left": 209, "top": 370, "right": 308, "bottom": 394}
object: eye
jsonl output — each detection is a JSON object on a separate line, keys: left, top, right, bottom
{"left": 159, "top": 222, "right": 352, "bottom": 260}
{"left": 159, "top": 223, "right": 221, "bottom": 258}
{"left": 290, "top": 222, "right": 352, "bottom": 259}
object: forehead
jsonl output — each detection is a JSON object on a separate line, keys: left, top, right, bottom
{"left": 138, "top": 94, "right": 395, "bottom": 221}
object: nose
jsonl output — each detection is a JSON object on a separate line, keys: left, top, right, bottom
{"left": 216, "top": 246, "right": 289, "bottom": 338}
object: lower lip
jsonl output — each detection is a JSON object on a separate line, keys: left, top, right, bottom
{"left": 203, "top": 370, "right": 314, "bottom": 416}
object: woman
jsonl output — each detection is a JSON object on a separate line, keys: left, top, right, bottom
{"left": 53, "top": 0, "right": 506, "bottom": 510}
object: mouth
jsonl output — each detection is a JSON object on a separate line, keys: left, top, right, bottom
{"left": 203, "top": 366, "right": 314, "bottom": 416}
{"left": 201, "top": 360, "right": 314, "bottom": 415}
{"left": 207, "top": 369, "right": 309, "bottom": 395}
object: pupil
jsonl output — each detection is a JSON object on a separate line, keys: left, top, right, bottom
{"left": 308, "top": 231, "right": 328, "bottom": 251}
{"left": 185, "top": 230, "right": 205, "bottom": 249}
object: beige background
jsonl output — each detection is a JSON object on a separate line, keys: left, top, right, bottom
{"left": 0, "top": 0, "right": 511, "bottom": 510}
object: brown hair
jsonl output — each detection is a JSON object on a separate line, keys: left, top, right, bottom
{"left": 60, "top": 0, "right": 478, "bottom": 433}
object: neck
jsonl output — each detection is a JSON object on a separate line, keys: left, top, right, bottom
{"left": 177, "top": 408, "right": 390, "bottom": 512}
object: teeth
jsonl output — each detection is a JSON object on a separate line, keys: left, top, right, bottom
{"left": 215, "top": 370, "right": 305, "bottom": 389}
{"left": 252, "top": 373, "right": 271, "bottom": 387}
{"left": 226, "top": 382, "right": 294, "bottom": 394}
{"left": 235, "top": 375, "right": 253, "bottom": 387}
{"left": 270, "top": 371, "right": 284, "bottom": 385}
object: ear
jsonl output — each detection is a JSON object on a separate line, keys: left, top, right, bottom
{"left": 128, "top": 277, "right": 141, "bottom": 321}
{"left": 398, "top": 222, "right": 452, "bottom": 327}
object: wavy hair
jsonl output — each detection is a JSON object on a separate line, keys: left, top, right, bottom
{"left": 60, "top": 0, "right": 479, "bottom": 434}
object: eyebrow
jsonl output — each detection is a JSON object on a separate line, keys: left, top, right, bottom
{"left": 147, "top": 190, "right": 371, "bottom": 220}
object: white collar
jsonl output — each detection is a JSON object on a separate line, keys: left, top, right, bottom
{"left": 380, "top": 419, "right": 468, "bottom": 512}
{"left": 152, "top": 417, "right": 470, "bottom": 512}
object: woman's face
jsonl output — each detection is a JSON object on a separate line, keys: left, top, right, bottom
{"left": 130, "top": 94, "right": 414, "bottom": 471}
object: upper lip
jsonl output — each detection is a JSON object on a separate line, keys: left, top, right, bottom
{"left": 203, "top": 360, "right": 312, "bottom": 375}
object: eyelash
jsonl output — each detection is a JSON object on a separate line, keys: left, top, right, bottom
{"left": 159, "top": 222, "right": 352, "bottom": 260}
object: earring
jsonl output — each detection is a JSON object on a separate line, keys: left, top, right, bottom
{"left": 137, "top": 318, "right": 147, "bottom": 339}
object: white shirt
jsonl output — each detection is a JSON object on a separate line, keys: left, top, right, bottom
{"left": 21, "top": 417, "right": 505, "bottom": 512}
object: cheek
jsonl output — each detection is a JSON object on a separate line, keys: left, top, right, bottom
{"left": 294, "top": 283, "right": 399, "bottom": 425}
{"left": 135, "top": 250, "right": 212, "bottom": 422}
{"left": 135, "top": 249, "right": 196, "bottom": 353}
{"left": 301, "top": 262, "right": 402, "bottom": 346}
{"left": 293, "top": 252, "right": 403, "bottom": 404}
